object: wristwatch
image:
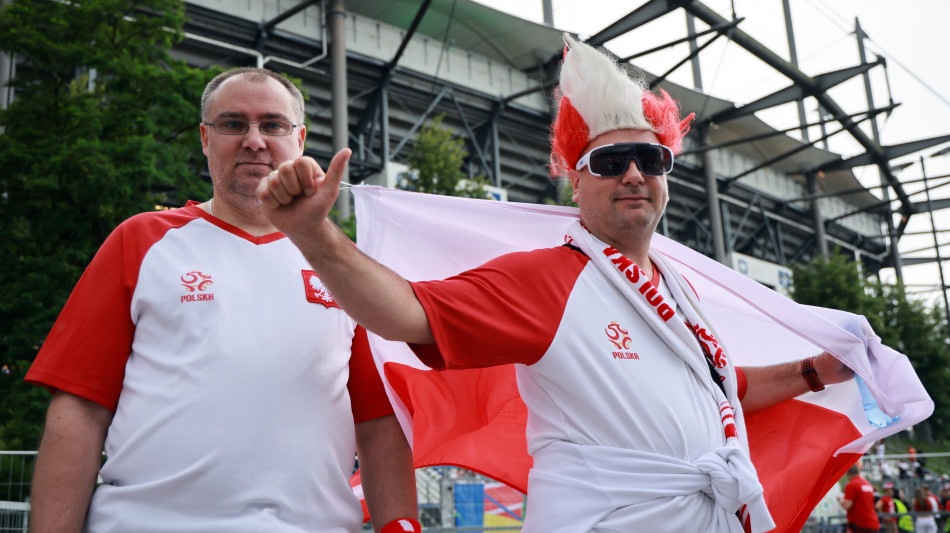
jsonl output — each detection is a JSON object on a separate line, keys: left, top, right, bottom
{"left": 801, "top": 356, "right": 825, "bottom": 392}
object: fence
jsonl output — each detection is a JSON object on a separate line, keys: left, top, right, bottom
{"left": 0, "top": 452, "right": 33, "bottom": 533}
{"left": 0, "top": 501, "right": 28, "bottom": 533}
{"left": 5, "top": 450, "right": 945, "bottom": 532}
{"left": 0, "top": 452, "right": 34, "bottom": 504}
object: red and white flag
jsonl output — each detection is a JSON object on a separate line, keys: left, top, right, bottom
{"left": 351, "top": 185, "right": 932, "bottom": 532}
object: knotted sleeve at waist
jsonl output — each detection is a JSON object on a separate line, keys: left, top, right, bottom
{"left": 522, "top": 441, "right": 774, "bottom": 533}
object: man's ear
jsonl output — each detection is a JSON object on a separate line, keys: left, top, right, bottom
{"left": 568, "top": 170, "right": 580, "bottom": 201}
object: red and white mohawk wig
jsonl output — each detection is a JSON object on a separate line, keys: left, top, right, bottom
{"left": 550, "top": 34, "right": 694, "bottom": 177}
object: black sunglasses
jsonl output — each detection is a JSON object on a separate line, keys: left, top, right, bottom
{"left": 575, "top": 142, "right": 675, "bottom": 177}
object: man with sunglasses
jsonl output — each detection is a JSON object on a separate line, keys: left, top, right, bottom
{"left": 26, "top": 68, "right": 419, "bottom": 533}
{"left": 256, "top": 36, "right": 854, "bottom": 532}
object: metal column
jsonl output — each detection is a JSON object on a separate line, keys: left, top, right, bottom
{"left": 380, "top": 86, "right": 390, "bottom": 184}
{"left": 856, "top": 18, "right": 902, "bottom": 281}
{"left": 700, "top": 124, "right": 727, "bottom": 263}
{"left": 329, "top": 0, "right": 350, "bottom": 217}
{"left": 782, "top": 0, "right": 809, "bottom": 142}
{"left": 685, "top": 13, "right": 704, "bottom": 91}
{"left": 490, "top": 119, "right": 501, "bottom": 187}
{"left": 920, "top": 157, "right": 950, "bottom": 337}
{"left": 808, "top": 172, "right": 829, "bottom": 258}
{"left": 542, "top": 0, "right": 554, "bottom": 27}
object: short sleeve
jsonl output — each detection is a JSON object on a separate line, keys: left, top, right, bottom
{"left": 25, "top": 209, "right": 199, "bottom": 411}
{"left": 408, "top": 246, "right": 588, "bottom": 370}
{"left": 348, "top": 325, "right": 395, "bottom": 423}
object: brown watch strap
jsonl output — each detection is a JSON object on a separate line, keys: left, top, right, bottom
{"left": 802, "top": 356, "right": 825, "bottom": 392}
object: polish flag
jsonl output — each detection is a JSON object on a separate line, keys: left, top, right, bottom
{"left": 351, "top": 185, "right": 932, "bottom": 532}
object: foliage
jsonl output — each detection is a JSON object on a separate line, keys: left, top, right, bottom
{"left": 398, "top": 114, "right": 489, "bottom": 199}
{"left": 867, "top": 280, "right": 950, "bottom": 440}
{"left": 789, "top": 251, "right": 950, "bottom": 441}
{"left": 0, "top": 0, "right": 216, "bottom": 449}
{"left": 788, "top": 253, "right": 881, "bottom": 320}
{"left": 544, "top": 180, "right": 578, "bottom": 208}
{"left": 331, "top": 209, "right": 357, "bottom": 241}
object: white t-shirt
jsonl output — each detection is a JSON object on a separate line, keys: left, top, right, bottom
{"left": 28, "top": 203, "right": 392, "bottom": 532}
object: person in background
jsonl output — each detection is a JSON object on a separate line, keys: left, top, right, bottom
{"left": 893, "top": 487, "right": 915, "bottom": 533}
{"left": 839, "top": 462, "right": 881, "bottom": 533}
{"left": 877, "top": 481, "right": 898, "bottom": 533}
{"left": 25, "top": 67, "right": 419, "bottom": 533}
{"left": 915, "top": 486, "right": 939, "bottom": 533}
{"left": 940, "top": 484, "right": 950, "bottom": 533}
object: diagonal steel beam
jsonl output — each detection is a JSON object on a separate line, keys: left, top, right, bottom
{"left": 588, "top": 0, "right": 687, "bottom": 47}
{"left": 355, "top": 0, "right": 433, "bottom": 135}
{"left": 261, "top": 0, "right": 320, "bottom": 33}
{"left": 449, "top": 94, "right": 493, "bottom": 180}
{"left": 684, "top": 104, "right": 898, "bottom": 155}
{"left": 389, "top": 86, "right": 451, "bottom": 160}
{"left": 682, "top": 0, "right": 913, "bottom": 218}
{"left": 622, "top": 17, "right": 743, "bottom": 62}
{"left": 710, "top": 60, "right": 883, "bottom": 124}
{"left": 910, "top": 198, "right": 950, "bottom": 214}
{"left": 821, "top": 134, "right": 950, "bottom": 171}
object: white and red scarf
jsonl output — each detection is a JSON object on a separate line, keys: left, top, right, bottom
{"left": 565, "top": 221, "right": 773, "bottom": 532}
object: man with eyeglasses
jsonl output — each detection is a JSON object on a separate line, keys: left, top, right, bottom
{"left": 255, "top": 36, "right": 854, "bottom": 532}
{"left": 26, "top": 67, "right": 419, "bottom": 533}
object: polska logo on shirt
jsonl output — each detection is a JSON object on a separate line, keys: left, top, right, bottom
{"left": 606, "top": 321, "right": 640, "bottom": 360}
{"left": 180, "top": 271, "right": 215, "bottom": 303}
{"left": 302, "top": 270, "right": 340, "bottom": 309}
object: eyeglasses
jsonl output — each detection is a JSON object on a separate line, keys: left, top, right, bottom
{"left": 202, "top": 118, "right": 298, "bottom": 136}
{"left": 575, "top": 142, "right": 674, "bottom": 177}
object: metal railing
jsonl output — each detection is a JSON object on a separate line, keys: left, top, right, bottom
{"left": 12, "top": 450, "right": 947, "bottom": 532}
{"left": 0, "top": 501, "right": 28, "bottom": 533}
{"left": 0, "top": 452, "right": 34, "bottom": 533}
{"left": 0, "top": 453, "right": 34, "bottom": 503}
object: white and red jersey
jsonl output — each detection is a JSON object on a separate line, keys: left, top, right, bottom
{"left": 928, "top": 493, "right": 941, "bottom": 512}
{"left": 409, "top": 246, "right": 739, "bottom": 531}
{"left": 27, "top": 202, "right": 392, "bottom": 533}
{"left": 410, "top": 245, "right": 726, "bottom": 460}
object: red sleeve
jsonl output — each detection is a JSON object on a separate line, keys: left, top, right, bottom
{"left": 25, "top": 209, "right": 197, "bottom": 411}
{"left": 408, "top": 246, "right": 588, "bottom": 370}
{"left": 348, "top": 325, "right": 395, "bottom": 423}
{"left": 843, "top": 479, "right": 857, "bottom": 501}
{"left": 735, "top": 366, "right": 748, "bottom": 400}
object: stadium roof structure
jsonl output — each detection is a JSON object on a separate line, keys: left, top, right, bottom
{"left": 161, "top": 0, "right": 950, "bottom": 284}
{"left": 345, "top": 0, "right": 565, "bottom": 71}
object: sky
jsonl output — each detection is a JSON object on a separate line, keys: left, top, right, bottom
{"left": 474, "top": 0, "right": 950, "bottom": 307}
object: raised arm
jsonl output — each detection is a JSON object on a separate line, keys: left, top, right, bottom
{"left": 30, "top": 391, "right": 113, "bottom": 533}
{"left": 257, "top": 150, "right": 433, "bottom": 344}
{"left": 740, "top": 351, "right": 854, "bottom": 413}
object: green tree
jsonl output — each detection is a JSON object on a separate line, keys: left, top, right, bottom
{"left": 398, "top": 114, "right": 489, "bottom": 199}
{"left": 0, "top": 0, "right": 216, "bottom": 449}
{"left": 788, "top": 252, "right": 882, "bottom": 323}
{"left": 544, "top": 181, "right": 578, "bottom": 208}
{"left": 789, "top": 252, "right": 950, "bottom": 441}
{"left": 868, "top": 280, "right": 950, "bottom": 440}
